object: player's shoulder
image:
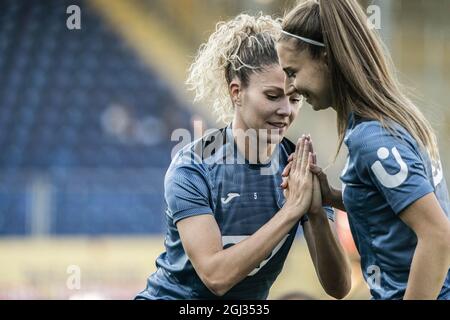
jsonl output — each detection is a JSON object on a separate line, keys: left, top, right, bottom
{"left": 168, "top": 127, "right": 228, "bottom": 176}
{"left": 345, "top": 114, "right": 417, "bottom": 154}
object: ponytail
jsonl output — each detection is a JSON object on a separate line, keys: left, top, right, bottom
{"left": 187, "top": 14, "right": 282, "bottom": 124}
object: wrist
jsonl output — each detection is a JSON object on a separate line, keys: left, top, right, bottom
{"left": 330, "top": 187, "right": 342, "bottom": 207}
{"left": 308, "top": 208, "right": 328, "bottom": 223}
{"left": 283, "top": 201, "right": 308, "bottom": 222}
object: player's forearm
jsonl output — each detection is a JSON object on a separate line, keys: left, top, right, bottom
{"left": 203, "top": 206, "right": 301, "bottom": 296}
{"left": 329, "top": 187, "right": 346, "bottom": 211}
{"left": 404, "top": 235, "right": 450, "bottom": 300}
{"left": 305, "top": 212, "right": 351, "bottom": 299}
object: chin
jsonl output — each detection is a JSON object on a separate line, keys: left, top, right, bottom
{"left": 311, "top": 103, "right": 329, "bottom": 111}
{"left": 267, "top": 133, "right": 284, "bottom": 144}
{"left": 266, "top": 132, "right": 283, "bottom": 145}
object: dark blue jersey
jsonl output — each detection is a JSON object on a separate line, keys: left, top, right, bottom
{"left": 136, "top": 125, "right": 334, "bottom": 300}
{"left": 341, "top": 113, "right": 450, "bottom": 300}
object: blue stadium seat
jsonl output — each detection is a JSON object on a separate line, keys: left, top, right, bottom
{"left": 0, "top": 0, "right": 194, "bottom": 235}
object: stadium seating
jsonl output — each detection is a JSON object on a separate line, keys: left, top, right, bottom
{"left": 0, "top": 0, "right": 193, "bottom": 235}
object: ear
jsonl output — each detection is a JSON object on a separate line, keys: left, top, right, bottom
{"left": 229, "top": 80, "right": 242, "bottom": 107}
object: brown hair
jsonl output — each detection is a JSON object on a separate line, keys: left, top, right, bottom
{"left": 280, "top": 0, "right": 439, "bottom": 161}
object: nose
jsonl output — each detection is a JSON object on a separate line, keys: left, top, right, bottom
{"left": 276, "top": 99, "right": 292, "bottom": 117}
{"left": 284, "top": 78, "right": 296, "bottom": 96}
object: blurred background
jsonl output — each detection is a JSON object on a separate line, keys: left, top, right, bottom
{"left": 0, "top": 0, "right": 449, "bottom": 300}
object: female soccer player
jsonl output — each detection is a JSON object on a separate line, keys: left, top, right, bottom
{"left": 136, "top": 13, "right": 351, "bottom": 300}
{"left": 278, "top": 0, "right": 450, "bottom": 300}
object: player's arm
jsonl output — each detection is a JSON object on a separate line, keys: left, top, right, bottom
{"left": 303, "top": 153, "right": 351, "bottom": 299}
{"left": 309, "top": 168, "right": 346, "bottom": 211}
{"left": 177, "top": 137, "right": 314, "bottom": 297}
{"left": 303, "top": 210, "right": 352, "bottom": 299}
{"left": 282, "top": 138, "right": 351, "bottom": 299}
{"left": 400, "top": 193, "right": 450, "bottom": 300}
{"left": 348, "top": 125, "right": 450, "bottom": 299}
{"left": 177, "top": 206, "right": 298, "bottom": 297}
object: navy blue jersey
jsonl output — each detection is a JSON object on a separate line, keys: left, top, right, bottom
{"left": 341, "top": 113, "right": 450, "bottom": 300}
{"left": 136, "top": 125, "right": 334, "bottom": 300}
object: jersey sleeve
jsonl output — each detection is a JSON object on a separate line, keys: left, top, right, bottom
{"left": 164, "top": 164, "right": 213, "bottom": 224}
{"left": 349, "top": 124, "right": 434, "bottom": 215}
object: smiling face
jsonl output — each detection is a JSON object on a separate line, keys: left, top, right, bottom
{"left": 276, "top": 40, "right": 333, "bottom": 111}
{"left": 231, "top": 64, "right": 302, "bottom": 144}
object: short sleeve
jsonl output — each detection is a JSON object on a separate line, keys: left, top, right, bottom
{"left": 350, "top": 125, "right": 434, "bottom": 215}
{"left": 165, "top": 164, "right": 213, "bottom": 224}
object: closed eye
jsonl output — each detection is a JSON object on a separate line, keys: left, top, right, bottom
{"left": 290, "top": 95, "right": 303, "bottom": 104}
{"left": 266, "top": 94, "right": 281, "bottom": 101}
{"left": 283, "top": 68, "right": 296, "bottom": 78}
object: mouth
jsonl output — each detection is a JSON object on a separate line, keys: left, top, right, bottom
{"left": 266, "top": 121, "right": 288, "bottom": 130}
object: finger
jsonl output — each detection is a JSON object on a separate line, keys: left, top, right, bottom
{"left": 282, "top": 162, "right": 292, "bottom": 177}
{"left": 295, "top": 138, "right": 304, "bottom": 173}
{"left": 294, "top": 136, "right": 305, "bottom": 172}
{"left": 308, "top": 138, "right": 314, "bottom": 155}
{"left": 281, "top": 177, "right": 288, "bottom": 189}
{"left": 310, "top": 162, "right": 323, "bottom": 175}
{"left": 300, "top": 139, "right": 310, "bottom": 174}
{"left": 305, "top": 151, "right": 313, "bottom": 180}
{"left": 292, "top": 136, "right": 303, "bottom": 172}
{"left": 288, "top": 153, "right": 294, "bottom": 163}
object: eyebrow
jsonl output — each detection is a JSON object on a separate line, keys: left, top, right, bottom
{"left": 263, "top": 86, "right": 284, "bottom": 91}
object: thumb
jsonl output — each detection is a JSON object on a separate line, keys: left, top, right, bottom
{"left": 288, "top": 153, "right": 294, "bottom": 163}
{"left": 309, "top": 163, "right": 323, "bottom": 175}
{"left": 282, "top": 162, "right": 292, "bottom": 177}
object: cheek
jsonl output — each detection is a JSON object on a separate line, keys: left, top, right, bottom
{"left": 291, "top": 106, "right": 300, "bottom": 119}
{"left": 241, "top": 95, "right": 269, "bottom": 124}
{"left": 317, "top": 74, "right": 332, "bottom": 105}
{"left": 313, "top": 65, "right": 331, "bottom": 95}
{"left": 288, "top": 106, "right": 300, "bottom": 126}
{"left": 251, "top": 95, "right": 274, "bottom": 117}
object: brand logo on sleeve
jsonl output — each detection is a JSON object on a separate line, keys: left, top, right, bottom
{"left": 371, "top": 147, "right": 408, "bottom": 189}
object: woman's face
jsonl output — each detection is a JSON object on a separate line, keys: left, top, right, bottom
{"left": 231, "top": 64, "right": 302, "bottom": 144}
{"left": 276, "top": 40, "right": 333, "bottom": 111}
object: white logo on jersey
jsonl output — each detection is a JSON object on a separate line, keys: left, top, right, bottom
{"left": 432, "top": 159, "right": 443, "bottom": 187}
{"left": 371, "top": 147, "right": 408, "bottom": 189}
{"left": 221, "top": 193, "right": 240, "bottom": 204}
{"left": 221, "top": 235, "right": 289, "bottom": 276}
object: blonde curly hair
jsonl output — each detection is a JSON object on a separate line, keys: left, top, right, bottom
{"left": 186, "top": 13, "right": 282, "bottom": 124}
